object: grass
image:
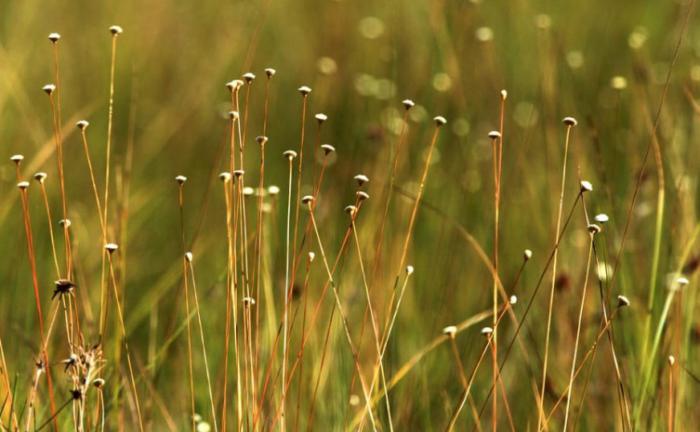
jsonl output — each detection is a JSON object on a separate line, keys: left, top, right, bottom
{"left": 1, "top": 0, "right": 700, "bottom": 430}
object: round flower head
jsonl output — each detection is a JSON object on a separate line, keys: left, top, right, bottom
{"left": 17, "top": 181, "right": 29, "bottom": 190}
{"left": 481, "top": 327, "right": 494, "bottom": 336}
{"left": 580, "top": 180, "right": 593, "bottom": 192}
{"left": 315, "top": 113, "right": 328, "bottom": 123}
{"left": 175, "top": 175, "right": 187, "bottom": 185}
{"left": 48, "top": 33, "right": 61, "bottom": 43}
{"left": 185, "top": 251, "right": 193, "bottom": 262}
{"left": 228, "top": 110, "right": 240, "bottom": 120}
{"left": 344, "top": 205, "right": 357, "bottom": 215}
{"left": 256, "top": 135, "right": 268, "bottom": 146}
{"left": 356, "top": 191, "right": 369, "bottom": 201}
{"left": 617, "top": 295, "right": 630, "bottom": 307}
{"left": 668, "top": 355, "right": 675, "bottom": 366}
{"left": 219, "top": 172, "right": 232, "bottom": 182}
{"left": 402, "top": 99, "right": 415, "bottom": 110}
{"left": 587, "top": 224, "right": 601, "bottom": 235}
{"left": 109, "top": 25, "right": 123, "bottom": 35}
{"left": 321, "top": 144, "right": 336, "bottom": 155}
{"left": 509, "top": 295, "right": 518, "bottom": 305}
{"left": 268, "top": 185, "right": 280, "bottom": 196}
{"left": 301, "top": 195, "right": 315, "bottom": 205}
{"left": 524, "top": 249, "right": 533, "bottom": 261}
{"left": 265, "top": 68, "right": 276, "bottom": 78}
{"left": 104, "top": 243, "right": 119, "bottom": 253}
{"left": 442, "top": 326, "right": 457, "bottom": 337}
{"left": 308, "top": 251, "right": 316, "bottom": 262}
{"left": 33, "top": 172, "right": 47, "bottom": 183}
{"left": 354, "top": 174, "right": 369, "bottom": 187}
{"left": 76, "top": 120, "right": 89, "bottom": 130}
{"left": 406, "top": 265, "right": 414, "bottom": 275}
{"left": 243, "top": 187, "right": 254, "bottom": 196}
{"left": 433, "top": 116, "right": 447, "bottom": 126}
{"left": 233, "top": 169, "right": 245, "bottom": 178}
{"left": 298, "top": 86, "right": 312, "bottom": 95}
{"left": 43, "top": 84, "right": 56, "bottom": 95}
{"left": 10, "top": 154, "right": 24, "bottom": 164}
{"left": 242, "top": 296, "right": 256, "bottom": 306}
{"left": 594, "top": 213, "right": 609, "bottom": 224}
{"left": 283, "top": 150, "right": 297, "bottom": 160}
{"left": 242, "top": 72, "right": 256, "bottom": 83}
{"left": 500, "top": 89, "right": 508, "bottom": 100}
{"left": 59, "top": 219, "right": 72, "bottom": 228}
{"left": 488, "top": 130, "right": 501, "bottom": 140}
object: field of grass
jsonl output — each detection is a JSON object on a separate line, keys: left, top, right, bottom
{"left": 1, "top": 0, "right": 699, "bottom": 430}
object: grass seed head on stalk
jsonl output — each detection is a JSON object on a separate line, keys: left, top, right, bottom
{"left": 265, "top": 68, "right": 276, "bottom": 78}
{"left": 48, "top": 32, "right": 61, "bottom": 43}
{"left": 268, "top": 185, "right": 280, "bottom": 196}
{"left": 481, "top": 327, "right": 494, "bottom": 336}
{"left": 315, "top": 113, "right": 328, "bottom": 123}
{"left": 233, "top": 169, "right": 244, "bottom": 179}
{"left": 256, "top": 135, "right": 268, "bottom": 146}
{"left": 671, "top": 276, "right": 690, "bottom": 292}
{"left": 308, "top": 251, "right": 316, "bottom": 262}
{"left": 109, "top": 25, "right": 123, "bottom": 35}
{"left": 510, "top": 295, "right": 518, "bottom": 304}
{"left": 523, "top": 249, "right": 533, "bottom": 261}
{"left": 353, "top": 174, "right": 369, "bottom": 187}
{"left": 283, "top": 150, "right": 297, "bottom": 160}
{"left": 594, "top": 213, "right": 609, "bottom": 224}
{"left": 219, "top": 172, "right": 232, "bottom": 183}
{"left": 242, "top": 297, "right": 256, "bottom": 307}
{"left": 488, "top": 130, "right": 501, "bottom": 140}
{"left": 105, "top": 243, "right": 119, "bottom": 253}
{"left": 243, "top": 187, "right": 254, "bottom": 196}
{"left": 226, "top": 80, "right": 243, "bottom": 93}
{"left": 175, "top": 175, "right": 187, "bottom": 185}
{"left": 580, "top": 180, "right": 593, "bottom": 192}
{"left": 301, "top": 195, "right": 315, "bottom": 205}
{"left": 242, "top": 72, "right": 256, "bottom": 83}
{"left": 356, "top": 191, "right": 369, "bottom": 201}
{"left": 59, "top": 219, "right": 71, "bottom": 228}
{"left": 434, "top": 116, "right": 447, "bottom": 126}
{"left": 53, "top": 279, "right": 76, "bottom": 299}
{"left": 501, "top": 89, "right": 508, "bottom": 100}
{"left": 93, "top": 378, "right": 105, "bottom": 389}
{"left": 33, "top": 172, "right": 47, "bottom": 183}
{"left": 668, "top": 355, "right": 675, "bottom": 366}
{"left": 10, "top": 154, "right": 24, "bottom": 164}
{"left": 76, "top": 120, "right": 90, "bottom": 130}
{"left": 344, "top": 205, "right": 357, "bottom": 216}
{"left": 321, "top": 144, "right": 336, "bottom": 155}
{"left": 442, "top": 325, "right": 457, "bottom": 338}
{"left": 42, "top": 84, "right": 56, "bottom": 95}
{"left": 587, "top": 224, "right": 601, "bottom": 235}
{"left": 406, "top": 265, "right": 414, "bottom": 275}
{"left": 402, "top": 99, "right": 415, "bottom": 110}
{"left": 228, "top": 110, "right": 239, "bottom": 120}
{"left": 298, "top": 85, "right": 312, "bottom": 95}
{"left": 17, "top": 181, "right": 29, "bottom": 190}
{"left": 563, "top": 116, "right": 578, "bottom": 127}
{"left": 185, "top": 251, "right": 193, "bottom": 262}
{"left": 617, "top": 295, "right": 630, "bottom": 308}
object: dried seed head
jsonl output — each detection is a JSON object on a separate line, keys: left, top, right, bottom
{"left": 256, "top": 135, "right": 268, "bottom": 146}
{"left": 617, "top": 295, "right": 630, "bottom": 307}
{"left": 315, "top": 113, "right": 328, "bottom": 123}
{"left": 268, "top": 185, "right": 280, "bottom": 196}
{"left": 104, "top": 243, "right": 119, "bottom": 253}
{"left": 402, "top": 99, "right": 415, "bottom": 110}
{"left": 243, "top": 186, "right": 254, "bottom": 196}
{"left": 481, "top": 327, "right": 494, "bottom": 336}
{"left": 406, "top": 265, "right": 414, "bottom": 275}
{"left": 228, "top": 110, "right": 240, "bottom": 120}
{"left": 433, "top": 116, "right": 447, "bottom": 126}
{"left": 219, "top": 172, "right": 232, "bottom": 182}
{"left": 76, "top": 120, "right": 89, "bottom": 130}
{"left": 500, "top": 89, "right": 508, "bottom": 100}
{"left": 59, "top": 219, "right": 71, "bottom": 228}
{"left": 308, "top": 251, "right": 316, "bottom": 262}
{"left": 587, "top": 224, "right": 601, "bottom": 234}
{"left": 442, "top": 325, "right": 457, "bottom": 337}
{"left": 43, "top": 84, "right": 56, "bottom": 95}
{"left": 580, "top": 180, "right": 593, "bottom": 192}
{"left": 242, "top": 296, "right": 256, "bottom": 306}
{"left": 242, "top": 72, "right": 256, "bottom": 83}
{"left": 510, "top": 295, "right": 518, "bottom": 305}
{"left": 562, "top": 116, "right": 578, "bottom": 127}
{"left": 33, "top": 172, "right": 47, "bottom": 183}
{"left": 48, "top": 33, "right": 61, "bottom": 42}
{"left": 488, "top": 130, "right": 501, "bottom": 140}
{"left": 524, "top": 249, "right": 533, "bottom": 261}
{"left": 93, "top": 378, "right": 105, "bottom": 388}
{"left": 53, "top": 279, "right": 75, "bottom": 299}
{"left": 10, "top": 154, "right": 24, "bottom": 164}
{"left": 356, "top": 191, "right": 369, "bottom": 201}
{"left": 594, "top": 213, "right": 609, "bottom": 224}
{"left": 298, "top": 86, "right": 312, "bottom": 95}
{"left": 175, "top": 175, "right": 187, "bottom": 185}
{"left": 321, "top": 144, "right": 336, "bottom": 155}
{"left": 353, "top": 174, "right": 369, "bottom": 187}
{"left": 185, "top": 251, "right": 193, "bottom": 262}
{"left": 676, "top": 276, "right": 690, "bottom": 288}
{"left": 265, "top": 68, "right": 276, "bottom": 78}
{"left": 301, "top": 195, "right": 315, "bottom": 205}
{"left": 233, "top": 169, "right": 245, "bottom": 178}
{"left": 17, "top": 181, "right": 29, "bottom": 190}
{"left": 283, "top": 150, "right": 298, "bottom": 160}
{"left": 668, "top": 355, "right": 676, "bottom": 366}
{"left": 344, "top": 205, "right": 357, "bottom": 215}
{"left": 109, "top": 25, "right": 123, "bottom": 35}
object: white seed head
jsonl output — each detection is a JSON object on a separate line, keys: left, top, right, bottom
{"left": 48, "top": 33, "right": 61, "bottom": 42}
{"left": 10, "top": 154, "right": 24, "bottom": 163}
{"left": 676, "top": 276, "right": 690, "bottom": 287}
{"left": 228, "top": 110, "right": 240, "bottom": 120}
{"left": 344, "top": 205, "right": 357, "bottom": 215}
{"left": 587, "top": 224, "right": 601, "bottom": 234}
{"left": 233, "top": 169, "right": 245, "bottom": 178}
{"left": 402, "top": 99, "right": 415, "bottom": 110}
{"left": 524, "top": 249, "right": 533, "bottom": 261}
{"left": 93, "top": 378, "right": 105, "bottom": 388}
{"left": 488, "top": 130, "right": 501, "bottom": 140}
{"left": 354, "top": 174, "right": 369, "bottom": 186}
{"left": 442, "top": 325, "right": 457, "bottom": 337}
{"left": 265, "top": 68, "right": 276, "bottom": 78}
{"left": 242, "top": 72, "right": 256, "bottom": 83}
{"left": 356, "top": 191, "right": 369, "bottom": 201}
{"left": 17, "top": 181, "right": 29, "bottom": 190}
{"left": 59, "top": 219, "right": 71, "bottom": 228}
{"left": 301, "top": 195, "right": 315, "bottom": 205}
{"left": 433, "top": 116, "right": 447, "bottom": 126}
{"left": 175, "top": 175, "right": 187, "bottom": 185}
{"left": 256, "top": 135, "right": 268, "bottom": 145}
{"left": 563, "top": 116, "right": 578, "bottom": 127}
{"left": 219, "top": 172, "right": 232, "bottom": 182}
{"left": 33, "top": 172, "right": 47, "bottom": 183}
{"left": 185, "top": 251, "right": 193, "bottom": 262}
{"left": 109, "top": 25, "right": 123, "bottom": 35}
{"left": 298, "top": 86, "right": 312, "bottom": 95}
{"left": 580, "top": 180, "right": 593, "bottom": 192}
{"left": 406, "top": 265, "right": 414, "bottom": 275}
{"left": 268, "top": 185, "right": 280, "bottom": 196}
{"left": 500, "top": 89, "right": 508, "bottom": 100}
{"left": 308, "top": 251, "right": 316, "bottom": 262}
{"left": 242, "top": 296, "right": 256, "bottom": 306}
{"left": 594, "top": 213, "right": 609, "bottom": 224}
{"left": 283, "top": 150, "right": 298, "bottom": 160}
{"left": 668, "top": 355, "right": 675, "bottom": 366}
{"left": 104, "top": 243, "right": 119, "bottom": 252}
{"left": 481, "top": 326, "right": 494, "bottom": 336}
{"left": 76, "top": 120, "right": 89, "bottom": 130}
{"left": 321, "top": 144, "right": 336, "bottom": 155}
{"left": 617, "top": 295, "right": 630, "bottom": 307}
{"left": 243, "top": 186, "right": 254, "bottom": 196}
{"left": 509, "top": 295, "right": 518, "bottom": 305}
{"left": 42, "top": 84, "right": 56, "bottom": 95}
{"left": 315, "top": 113, "right": 328, "bottom": 123}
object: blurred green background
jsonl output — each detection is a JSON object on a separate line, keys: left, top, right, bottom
{"left": 1, "top": 0, "right": 699, "bottom": 430}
